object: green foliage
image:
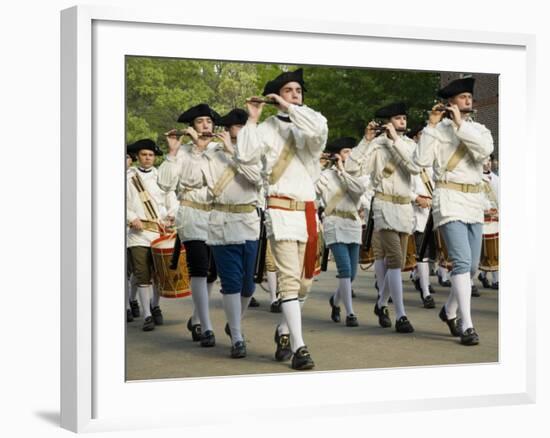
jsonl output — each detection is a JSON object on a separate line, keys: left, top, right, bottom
{"left": 126, "top": 56, "right": 439, "bottom": 161}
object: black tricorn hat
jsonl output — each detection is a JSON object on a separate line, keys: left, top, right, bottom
{"left": 262, "top": 68, "right": 307, "bottom": 96}
{"left": 406, "top": 123, "right": 426, "bottom": 139}
{"left": 217, "top": 108, "right": 249, "bottom": 127}
{"left": 177, "top": 103, "right": 221, "bottom": 124}
{"left": 437, "top": 77, "right": 475, "bottom": 99}
{"left": 324, "top": 136, "right": 357, "bottom": 154}
{"left": 127, "top": 139, "right": 163, "bottom": 156}
{"left": 374, "top": 102, "right": 408, "bottom": 119}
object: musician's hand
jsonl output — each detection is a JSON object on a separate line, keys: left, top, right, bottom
{"left": 385, "top": 123, "right": 398, "bottom": 142}
{"left": 245, "top": 96, "right": 265, "bottom": 123}
{"left": 365, "top": 121, "right": 378, "bottom": 142}
{"left": 184, "top": 127, "right": 199, "bottom": 143}
{"left": 218, "top": 130, "right": 235, "bottom": 155}
{"left": 428, "top": 103, "right": 445, "bottom": 127}
{"left": 185, "top": 127, "right": 210, "bottom": 151}
{"left": 415, "top": 196, "right": 432, "bottom": 209}
{"left": 447, "top": 104, "right": 462, "bottom": 127}
{"left": 165, "top": 130, "right": 181, "bottom": 155}
{"left": 129, "top": 218, "right": 144, "bottom": 231}
{"left": 265, "top": 93, "right": 290, "bottom": 112}
{"left": 335, "top": 153, "right": 344, "bottom": 171}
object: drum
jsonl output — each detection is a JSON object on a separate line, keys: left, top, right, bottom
{"left": 151, "top": 233, "right": 191, "bottom": 298}
{"left": 402, "top": 234, "right": 417, "bottom": 272}
{"left": 479, "top": 213, "right": 499, "bottom": 271}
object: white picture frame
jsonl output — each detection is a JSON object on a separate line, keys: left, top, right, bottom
{"left": 60, "top": 5, "right": 536, "bottom": 433}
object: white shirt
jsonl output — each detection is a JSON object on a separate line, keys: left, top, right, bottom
{"left": 126, "top": 167, "right": 170, "bottom": 248}
{"left": 414, "top": 118, "right": 494, "bottom": 228}
{"left": 157, "top": 142, "right": 217, "bottom": 242}
{"left": 316, "top": 167, "right": 369, "bottom": 245}
{"left": 345, "top": 134, "right": 419, "bottom": 234}
{"left": 201, "top": 145, "right": 262, "bottom": 245}
{"left": 237, "top": 104, "right": 328, "bottom": 242}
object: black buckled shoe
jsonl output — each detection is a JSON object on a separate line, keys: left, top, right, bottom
{"left": 438, "top": 306, "right": 461, "bottom": 337}
{"left": 186, "top": 317, "right": 202, "bottom": 342}
{"left": 224, "top": 323, "right": 244, "bottom": 341}
{"left": 230, "top": 340, "right": 247, "bottom": 358}
{"left": 270, "top": 300, "right": 282, "bottom": 313}
{"left": 422, "top": 294, "right": 436, "bottom": 309}
{"left": 395, "top": 316, "right": 415, "bottom": 333}
{"left": 437, "top": 273, "right": 451, "bottom": 287}
{"left": 374, "top": 303, "right": 392, "bottom": 328}
{"left": 126, "top": 308, "right": 133, "bottom": 323}
{"left": 274, "top": 327, "right": 292, "bottom": 362}
{"left": 151, "top": 306, "right": 164, "bottom": 325}
{"left": 345, "top": 314, "right": 359, "bottom": 327}
{"left": 478, "top": 273, "right": 491, "bottom": 289}
{"left": 460, "top": 327, "right": 480, "bottom": 346}
{"left": 471, "top": 285, "right": 481, "bottom": 297}
{"left": 491, "top": 282, "right": 499, "bottom": 290}
{"left": 130, "top": 299, "right": 140, "bottom": 318}
{"left": 291, "top": 346, "right": 315, "bottom": 370}
{"left": 329, "top": 295, "right": 341, "bottom": 323}
{"left": 248, "top": 296, "right": 260, "bottom": 307}
{"left": 142, "top": 316, "right": 155, "bottom": 331}
{"left": 200, "top": 330, "right": 216, "bottom": 347}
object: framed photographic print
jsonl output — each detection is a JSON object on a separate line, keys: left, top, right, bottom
{"left": 61, "top": 4, "right": 536, "bottom": 433}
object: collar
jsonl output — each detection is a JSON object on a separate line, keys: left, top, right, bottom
{"left": 276, "top": 111, "right": 291, "bottom": 123}
{"left": 138, "top": 167, "right": 153, "bottom": 173}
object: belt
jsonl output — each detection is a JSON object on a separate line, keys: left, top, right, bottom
{"left": 374, "top": 192, "right": 411, "bottom": 205}
{"left": 435, "top": 182, "right": 484, "bottom": 194}
{"left": 327, "top": 210, "right": 359, "bottom": 220}
{"left": 211, "top": 203, "right": 256, "bottom": 214}
{"left": 267, "top": 196, "right": 313, "bottom": 212}
{"left": 179, "top": 199, "right": 212, "bottom": 212}
{"left": 266, "top": 196, "right": 318, "bottom": 279}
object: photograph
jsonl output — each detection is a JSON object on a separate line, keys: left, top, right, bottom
{"left": 124, "top": 57, "right": 500, "bottom": 381}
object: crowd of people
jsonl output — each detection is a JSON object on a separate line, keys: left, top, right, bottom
{"left": 125, "top": 68, "right": 499, "bottom": 371}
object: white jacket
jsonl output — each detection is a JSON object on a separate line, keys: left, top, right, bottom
{"left": 414, "top": 118, "right": 494, "bottom": 228}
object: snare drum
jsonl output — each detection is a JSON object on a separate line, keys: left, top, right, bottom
{"left": 151, "top": 233, "right": 191, "bottom": 298}
{"left": 479, "top": 213, "right": 499, "bottom": 272}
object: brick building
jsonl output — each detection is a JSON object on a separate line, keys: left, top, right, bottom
{"left": 440, "top": 72, "right": 499, "bottom": 161}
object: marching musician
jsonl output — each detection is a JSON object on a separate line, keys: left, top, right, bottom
{"left": 316, "top": 137, "right": 369, "bottom": 326}
{"left": 238, "top": 68, "right": 328, "bottom": 370}
{"left": 157, "top": 104, "right": 220, "bottom": 347}
{"left": 180, "top": 108, "right": 262, "bottom": 359}
{"left": 344, "top": 102, "right": 419, "bottom": 333}
{"left": 126, "top": 153, "right": 139, "bottom": 322}
{"left": 414, "top": 77, "right": 494, "bottom": 346}
{"left": 126, "top": 139, "right": 174, "bottom": 331}
{"left": 407, "top": 125, "right": 436, "bottom": 309}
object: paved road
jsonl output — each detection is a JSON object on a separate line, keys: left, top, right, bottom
{"left": 126, "top": 265, "right": 498, "bottom": 380}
